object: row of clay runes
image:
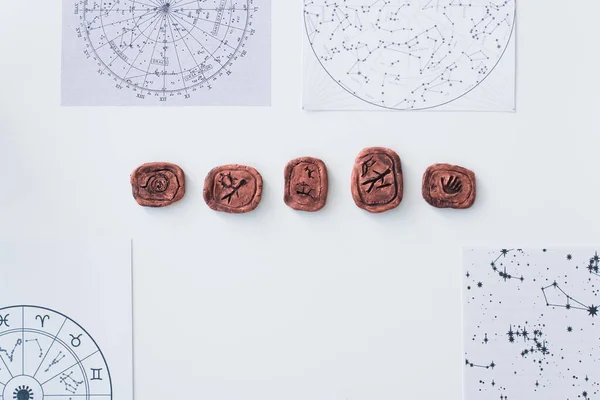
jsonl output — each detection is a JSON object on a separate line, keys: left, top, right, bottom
{"left": 130, "top": 147, "right": 476, "bottom": 213}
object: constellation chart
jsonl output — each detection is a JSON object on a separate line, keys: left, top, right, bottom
{"left": 303, "top": 0, "right": 516, "bottom": 110}
{"left": 62, "top": 0, "right": 271, "bottom": 105}
{"left": 0, "top": 305, "right": 112, "bottom": 400}
{"left": 464, "top": 248, "right": 600, "bottom": 400}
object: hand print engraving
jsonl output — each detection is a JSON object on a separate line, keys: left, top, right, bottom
{"left": 441, "top": 176, "right": 463, "bottom": 195}
{"left": 351, "top": 148, "right": 403, "bottom": 213}
{"left": 130, "top": 162, "right": 185, "bottom": 207}
{"left": 284, "top": 157, "right": 328, "bottom": 212}
{"left": 204, "top": 165, "right": 263, "bottom": 213}
{"left": 422, "top": 164, "right": 476, "bottom": 209}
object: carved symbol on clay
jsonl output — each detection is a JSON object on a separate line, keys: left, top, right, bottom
{"left": 218, "top": 173, "right": 248, "bottom": 204}
{"left": 295, "top": 182, "right": 316, "bottom": 200}
{"left": 361, "top": 157, "right": 376, "bottom": 178}
{"left": 304, "top": 166, "right": 315, "bottom": 178}
{"left": 361, "top": 167, "right": 392, "bottom": 193}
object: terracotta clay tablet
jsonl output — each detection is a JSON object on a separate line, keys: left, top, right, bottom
{"left": 351, "top": 147, "right": 403, "bottom": 213}
{"left": 203, "top": 164, "right": 263, "bottom": 213}
{"left": 284, "top": 157, "right": 328, "bottom": 212}
{"left": 130, "top": 162, "right": 185, "bottom": 207}
{"left": 422, "top": 164, "right": 476, "bottom": 209}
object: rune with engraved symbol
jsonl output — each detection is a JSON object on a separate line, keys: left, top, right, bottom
{"left": 203, "top": 164, "right": 263, "bottom": 213}
{"left": 351, "top": 147, "right": 403, "bottom": 213}
{"left": 422, "top": 163, "right": 476, "bottom": 209}
{"left": 284, "top": 157, "right": 328, "bottom": 212}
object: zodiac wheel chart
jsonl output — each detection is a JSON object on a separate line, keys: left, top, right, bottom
{"left": 76, "top": 0, "right": 258, "bottom": 101}
{"left": 304, "top": 0, "right": 516, "bottom": 110}
{"left": 0, "top": 305, "right": 111, "bottom": 400}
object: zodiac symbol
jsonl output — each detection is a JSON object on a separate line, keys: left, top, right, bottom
{"left": 91, "top": 368, "right": 103, "bottom": 380}
{"left": 218, "top": 173, "right": 248, "bottom": 204}
{"left": 441, "top": 176, "right": 463, "bottom": 195}
{"left": 0, "top": 314, "right": 9, "bottom": 327}
{"left": 70, "top": 334, "right": 82, "bottom": 348}
{"left": 36, "top": 314, "right": 50, "bottom": 328}
{"left": 361, "top": 168, "right": 392, "bottom": 193}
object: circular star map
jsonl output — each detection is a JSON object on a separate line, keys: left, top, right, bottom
{"left": 0, "top": 305, "right": 111, "bottom": 400}
{"left": 304, "top": 0, "right": 516, "bottom": 110}
{"left": 78, "top": 0, "right": 256, "bottom": 101}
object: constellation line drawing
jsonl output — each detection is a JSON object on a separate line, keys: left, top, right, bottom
{"left": 303, "top": 0, "right": 516, "bottom": 110}
{"left": 59, "top": 371, "right": 84, "bottom": 394}
{"left": 0, "top": 339, "right": 22, "bottom": 362}
{"left": 541, "top": 282, "right": 598, "bottom": 317}
{"left": 465, "top": 358, "right": 496, "bottom": 370}
{"left": 490, "top": 249, "right": 524, "bottom": 283}
{"left": 44, "top": 351, "right": 66, "bottom": 373}
{"left": 25, "top": 339, "right": 43, "bottom": 358}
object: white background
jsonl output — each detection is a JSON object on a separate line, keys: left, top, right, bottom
{"left": 1, "top": 1, "right": 600, "bottom": 400}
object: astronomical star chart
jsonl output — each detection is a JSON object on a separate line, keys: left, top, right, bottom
{"left": 464, "top": 249, "right": 600, "bottom": 400}
{"left": 303, "top": 0, "right": 516, "bottom": 110}
{"left": 0, "top": 306, "right": 111, "bottom": 400}
{"left": 74, "top": 0, "right": 258, "bottom": 102}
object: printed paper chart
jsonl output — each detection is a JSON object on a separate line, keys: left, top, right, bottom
{"left": 303, "top": 0, "right": 516, "bottom": 111}
{"left": 0, "top": 306, "right": 111, "bottom": 400}
{"left": 62, "top": 0, "right": 271, "bottom": 105}
{"left": 464, "top": 248, "right": 600, "bottom": 400}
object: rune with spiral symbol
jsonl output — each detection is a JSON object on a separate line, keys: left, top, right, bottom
{"left": 131, "top": 162, "right": 186, "bottom": 207}
{"left": 78, "top": 0, "right": 258, "bottom": 101}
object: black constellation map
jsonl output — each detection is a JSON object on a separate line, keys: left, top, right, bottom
{"left": 67, "top": 0, "right": 261, "bottom": 104}
{"left": 464, "top": 249, "right": 600, "bottom": 400}
{"left": 0, "top": 305, "right": 112, "bottom": 400}
{"left": 304, "top": 0, "right": 516, "bottom": 110}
